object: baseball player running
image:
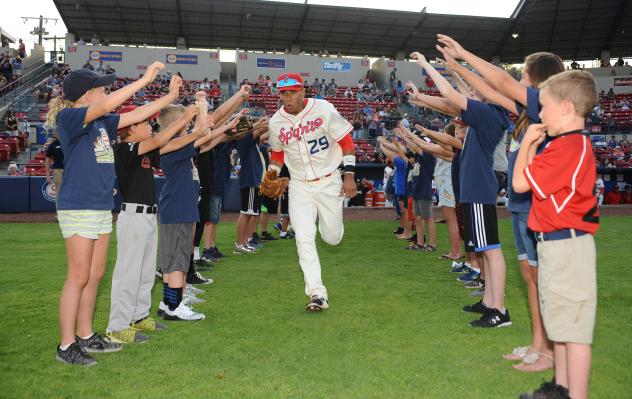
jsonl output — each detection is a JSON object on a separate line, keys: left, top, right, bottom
{"left": 263, "top": 73, "right": 358, "bottom": 312}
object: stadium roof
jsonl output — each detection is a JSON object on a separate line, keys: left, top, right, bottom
{"left": 53, "top": 0, "right": 631, "bottom": 63}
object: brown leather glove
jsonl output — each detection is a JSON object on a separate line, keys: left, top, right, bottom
{"left": 259, "top": 169, "right": 289, "bottom": 199}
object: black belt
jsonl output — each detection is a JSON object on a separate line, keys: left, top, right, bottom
{"left": 534, "top": 228, "right": 587, "bottom": 242}
{"left": 122, "top": 203, "right": 158, "bottom": 214}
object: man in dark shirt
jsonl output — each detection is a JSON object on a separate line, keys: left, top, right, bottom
{"left": 45, "top": 134, "right": 64, "bottom": 199}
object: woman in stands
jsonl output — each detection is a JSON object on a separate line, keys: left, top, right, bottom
{"left": 437, "top": 34, "right": 565, "bottom": 372}
{"left": 45, "top": 61, "right": 176, "bottom": 366}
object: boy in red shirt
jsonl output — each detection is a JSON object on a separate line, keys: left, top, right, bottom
{"left": 513, "top": 70, "right": 599, "bottom": 399}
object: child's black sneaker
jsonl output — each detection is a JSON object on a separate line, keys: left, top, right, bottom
{"left": 470, "top": 308, "right": 512, "bottom": 328}
{"left": 462, "top": 299, "right": 492, "bottom": 314}
{"left": 56, "top": 342, "right": 97, "bottom": 366}
{"left": 76, "top": 333, "right": 123, "bottom": 353}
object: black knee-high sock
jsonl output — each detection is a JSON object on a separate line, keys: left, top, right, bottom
{"left": 194, "top": 222, "right": 204, "bottom": 247}
{"left": 164, "top": 283, "right": 183, "bottom": 311}
{"left": 186, "top": 254, "right": 195, "bottom": 281}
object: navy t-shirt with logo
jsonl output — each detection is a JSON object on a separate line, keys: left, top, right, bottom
{"left": 236, "top": 134, "right": 263, "bottom": 189}
{"left": 412, "top": 152, "right": 436, "bottom": 200}
{"left": 56, "top": 107, "right": 120, "bottom": 210}
{"left": 459, "top": 99, "right": 509, "bottom": 204}
{"left": 158, "top": 142, "right": 199, "bottom": 224}
{"left": 211, "top": 142, "right": 233, "bottom": 195}
{"left": 45, "top": 138, "right": 64, "bottom": 169}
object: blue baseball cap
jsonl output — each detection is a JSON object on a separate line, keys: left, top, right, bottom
{"left": 63, "top": 68, "right": 116, "bottom": 101}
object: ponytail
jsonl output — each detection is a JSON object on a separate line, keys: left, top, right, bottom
{"left": 45, "top": 97, "right": 74, "bottom": 131}
{"left": 512, "top": 109, "right": 530, "bottom": 141}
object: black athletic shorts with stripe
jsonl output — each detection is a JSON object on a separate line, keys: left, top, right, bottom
{"left": 240, "top": 186, "right": 261, "bottom": 216}
{"left": 462, "top": 202, "right": 501, "bottom": 253}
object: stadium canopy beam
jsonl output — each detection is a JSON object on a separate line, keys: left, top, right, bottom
{"left": 573, "top": 0, "right": 594, "bottom": 60}
{"left": 397, "top": 8, "right": 427, "bottom": 56}
{"left": 547, "top": 0, "right": 561, "bottom": 52}
{"left": 602, "top": 0, "right": 629, "bottom": 51}
{"left": 491, "top": 0, "right": 529, "bottom": 60}
{"left": 293, "top": 0, "right": 310, "bottom": 47}
{"left": 176, "top": 0, "right": 184, "bottom": 38}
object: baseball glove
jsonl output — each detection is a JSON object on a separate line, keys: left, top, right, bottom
{"left": 259, "top": 170, "right": 289, "bottom": 199}
{"left": 229, "top": 115, "right": 253, "bottom": 136}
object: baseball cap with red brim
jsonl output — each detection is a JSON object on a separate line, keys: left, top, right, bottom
{"left": 277, "top": 73, "right": 304, "bottom": 91}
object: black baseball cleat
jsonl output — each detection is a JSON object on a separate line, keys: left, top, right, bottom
{"left": 470, "top": 308, "right": 512, "bottom": 328}
{"left": 520, "top": 377, "right": 569, "bottom": 399}
{"left": 187, "top": 271, "right": 212, "bottom": 285}
{"left": 305, "top": 296, "right": 329, "bottom": 312}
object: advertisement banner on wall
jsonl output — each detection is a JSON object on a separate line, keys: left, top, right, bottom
{"left": 89, "top": 50, "right": 123, "bottom": 62}
{"left": 166, "top": 54, "right": 198, "bottom": 65}
{"left": 614, "top": 77, "right": 632, "bottom": 86}
{"left": 322, "top": 61, "right": 352, "bottom": 72}
{"left": 256, "top": 58, "right": 286, "bottom": 69}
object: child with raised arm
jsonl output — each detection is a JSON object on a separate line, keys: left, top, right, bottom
{"left": 437, "top": 38, "right": 564, "bottom": 370}
{"left": 45, "top": 62, "right": 170, "bottom": 365}
{"left": 513, "top": 70, "right": 599, "bottom": 399}
{"left": 107, "top": 76, "right": 206, "bottom": 344}
{"left": 157, "top": 93, "right": 242, "bottom": 321}
{"left": 411, "top": 52, "right": 511, "bottom": 328}
{"left": 394, "top": 126, "right": 437, "bottom": 251}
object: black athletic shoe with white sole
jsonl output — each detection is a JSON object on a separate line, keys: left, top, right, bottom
{"left": 56, "top": 342, "right": 97, "bottom": 366}
{"left": 462, "top": 299, "right": 492, "bottom": 314}
{"left": 187, "top": 271, "right": 212, "bottom": 285}
{"left": 305, "top": 296, "right": 329, "bottom": 312}
{"left": 469, "top": 308, "right": 512, "bottom": 328}
{"left": 75, "top": 333, "right": 123, "bottom": 353}
{"left": 520, "top": 377, "right": 570, "bottom": 399}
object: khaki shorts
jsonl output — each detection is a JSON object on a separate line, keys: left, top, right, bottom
{"left": 537, "top": 233, "right": 597, "bottom": 344}
{"left": 57, "top": 210, "right": 113, "bottom": 239}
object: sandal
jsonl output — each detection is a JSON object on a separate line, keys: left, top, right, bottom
{"left": 439, "top": 253, "right": 464, "bottom": 260}
{"left": 513, "top": 352, "right": 554, "bottom": 372}
{"left": 396, "top": 234, "right": 413, "bottom": 240}
{"left": 423, "top": 245, "right": 437, "bottom": 252}
{"left": 503, "top": 346, "right": 531, "bottom": 361}
{"left": 406, "top": 243, "right": 424, "bottom": 251}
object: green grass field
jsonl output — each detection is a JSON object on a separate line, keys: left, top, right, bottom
{"left": 1, "top": 217, "right": 630, "bottom": 398}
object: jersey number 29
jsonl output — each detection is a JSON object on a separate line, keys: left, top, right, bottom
{"left": 308, "top": 136, "right": 329, "bottom": 155}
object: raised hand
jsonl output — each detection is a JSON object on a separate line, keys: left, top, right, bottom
{"left": 239, "top": 84, "right": 252, "bottom": 100}
{"left": 143, "top": 62, "right": 165, "bottom": 84}
{"left": 194, "top": 90, "right": 207, "bottom": 104}
{"left": 436, "top": 34, "right": 466, "bottom": 60}
{"left": 524, "top": 123, "right": 547, "bottom": 145}
{"left": 410, "top": 52, "right": 428, "bottom": 67}
{"left": 405, "top": 81, "right": 420, "bottom": 98}
{"left": 168, "top": 76, "right": 183, "bottom": 98}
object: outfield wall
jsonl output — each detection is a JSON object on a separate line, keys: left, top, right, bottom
{"left": 65, "top": 44, "right": 221, "bottom": 81}
{"left": 235, "top": 51, "right": 370, "bottom": 87}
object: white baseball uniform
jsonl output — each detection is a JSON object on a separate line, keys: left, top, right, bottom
{"left": 268, "top": 98, "right": 353, "bottom": 300}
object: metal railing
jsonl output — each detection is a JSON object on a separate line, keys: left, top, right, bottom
{"left": 0, "top": 62, "right": 53, "bottom": 115}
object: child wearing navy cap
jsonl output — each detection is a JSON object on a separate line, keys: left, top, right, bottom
{"left": 45, "top": 61, "right": 179, "bottom": 366}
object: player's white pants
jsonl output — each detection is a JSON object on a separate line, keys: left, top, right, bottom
{"left": 289, "top": 173, "right": 345, "bottom": 300}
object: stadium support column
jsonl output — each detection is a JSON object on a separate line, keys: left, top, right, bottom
{"left": 291, "top": 44, "right": 301, "bottom": 55}
{"left": 600, "top": 50, "right": 611, "bottom": 67}
{"left": 176, "top": 37, "right": 187, "bottom": 50}
{"left": 395, "top": 50, "right": 405, "bottom": 61}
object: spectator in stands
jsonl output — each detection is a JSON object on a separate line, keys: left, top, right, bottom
{"left": 389, "top": 68, "right": 397, "bottom": 92}
{"left": 344, "top": 87, "right": 353, "bottom": 98}
{"left": 7, "top": 161, "right": 23, "bottom": 176}
{"left": 570, "top": 60, "right": 580, "bottom": 70}
{"left": 613, "top": 146, "right": 625, "bottom": 160}
{"left": 607, "top": 88, "right": 614, "bottom": 99}
{"left": 82, "top": 60, "right": 94, "bottom": 71}
{"left": 622, "top": 185, "right": 632, "bottom": 204}
{"left": 77, "top": 37, "right": 86, "bottom": 46}
{"left": 600, "top": 59, "right": 611, "bottom": 67}
{"left": 18, "top": 39, "right": 26, "bottom": 58}
{"left": 45, "top": 133, "right": 65, "bottom": 197}
{"left": 620, "top": 134, "right": 629, "bottom": 146}
{"left": 0, "top": 57, "right": 13, "bottom": 81}
{"left": 91, "top": 34, "right": 100, "bottom": 45}
{"left": 252, "top": 83, "right": 262, "bottom": 94}
{"left": 311, "top": 78, "right": 320, "bottom": 91}
{"left": 326, "top": 78, "right": 337, "bottom": 96}
{"left": 605, "top": 158, "right": 615, "bottom": 168}
{"left": 608, "top": 135, "right": 618, "bottom": 148}
{"left": 352, "top": 112, "right": 363, "bottom": 139}
{"left": 0, "top": 74, "right": 7, "bottom": 89}
{"left": 595, "top": 177, "right": 605, "bottom": 206}
{"left": 265, "top": 75, "right": 272, "bottom": 86}
{"left": 4, "top": 109, "right": 18, "bottom": 137}
{"left": 12, "top": 56, "right": 23, "bottom": 78}
{"left": 619, "top": 99, "right": 630, "bottom": 110}
{"left": 105, "top": 64, "right": 115, "bottom": 74}
{"left": 615, "top": 57, "right": 625, "bottom": 67}
{"left": 604, "top": 185, "right": 622, "bottom": 204}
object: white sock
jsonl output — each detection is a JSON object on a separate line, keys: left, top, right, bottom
{"left": 79, "top": 333, "right": 93, "bottom": 340}
{"left": 471, "top": 267, "right": 481, "bottom": 273}
{"left": 280, "top": 231, "right": 287, "bottom": 237}
{"left": 60, "top": 343, "right": 72, "bottom": 351}
{"left": 193, "top": 246, "right": 200, "bottom": 261}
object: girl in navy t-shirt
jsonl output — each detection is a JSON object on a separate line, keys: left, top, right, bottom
{"left": 45, "top": 62, "right": 179, "bottom": 366}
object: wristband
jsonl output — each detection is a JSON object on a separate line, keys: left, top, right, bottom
{"left": 342, "top": 155, "right": 356, "bottom": 174}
